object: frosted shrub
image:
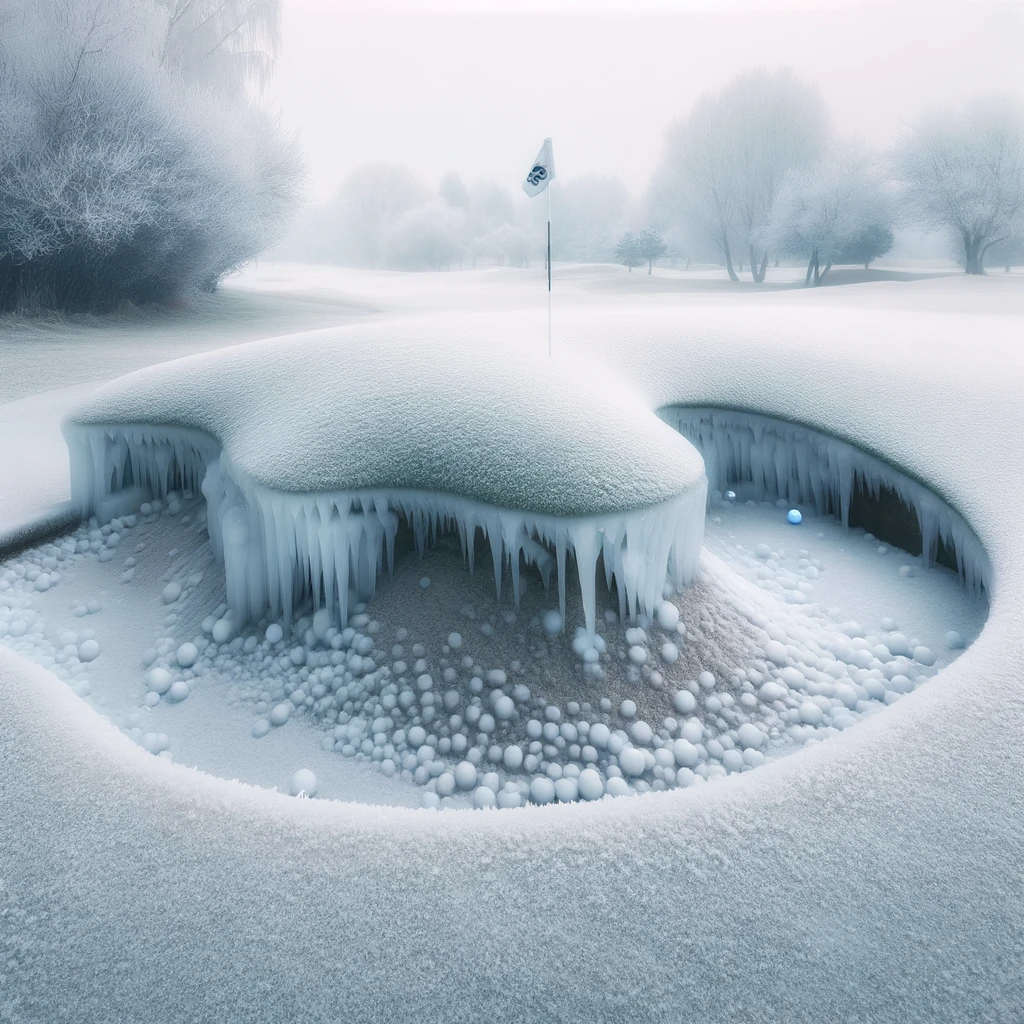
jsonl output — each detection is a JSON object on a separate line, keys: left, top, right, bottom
{"left": 0, "top": 0, "right": 300, "bottom": 313}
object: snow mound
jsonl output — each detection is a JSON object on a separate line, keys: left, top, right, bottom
{"left": 62, "top": 322, "right": 709, "bottom": 633}
{"left": 663, "top": 407, "right": 989, "bottom": 596}
{"left": 63, "top": 319, "right": 704, "bottom": 516}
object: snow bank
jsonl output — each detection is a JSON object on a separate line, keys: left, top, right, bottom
{"left": 663, "top": 407, "right": 989, "bottom": 596}
{"left": 63, "top": 323, "right": 708, "bottom": 632}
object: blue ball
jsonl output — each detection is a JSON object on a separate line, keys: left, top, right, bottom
{"left": 787, "top": 509, "right": 802, "bottom": 525}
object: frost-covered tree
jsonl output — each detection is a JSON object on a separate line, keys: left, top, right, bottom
{"left": 834, "top": 223, "right": 894, "bottom": 269}
{"left": 893, "top": 97, "right": 1024, "bottom": 275}
{"left": 384, "top": 202, "right": 464, "bottom": 271}
{"left": 439, "top": 170, "right": 469, "bottom": 211}
{"left": 985, "top": 234, "right": 1023, "bottom": 272}
{"left": 320, "top": 164, "right": 427, "bottom": 268}
{"left": 650, "top": 68, "right": 826, "bottom": 283}
{"left": 762, "top": 141, "right": 890, "bottom": 286}
{"left": 614, "top": 231, "right": 644, "bottom": 272}
{"left": 635, "top": 228, "right": 667, "bottom": 274}
{"left": 549, "top": 175, "right": 629, "bottom": 262}
{"left": 0, "top": 0, "right": 299, "bottom": 312}
{"left": 474, "top": 223, "right": 531, "bottom": 267}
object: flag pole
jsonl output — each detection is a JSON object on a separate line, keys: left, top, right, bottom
{"left": 546, "top": 177, "right": 552, "bottom": 356}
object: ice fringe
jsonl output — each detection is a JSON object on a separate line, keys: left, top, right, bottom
{"left": 64, "top": 423, "right": 707, "bottom": 635}
{"left": 661, "top": 407, "right": 990, "bottom": 597}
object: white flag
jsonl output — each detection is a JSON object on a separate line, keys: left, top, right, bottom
{"left": 522, "top": 138, "right": 555, "bottom": 197}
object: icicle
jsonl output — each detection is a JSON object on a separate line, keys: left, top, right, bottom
{"left": 662, "top": 406, "right": 989, "bottom": 597}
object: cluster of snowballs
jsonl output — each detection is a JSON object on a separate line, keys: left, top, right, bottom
{"left": 137, "top": 580, "right": 953, "bottom": 809}
{"left": 0, "top": 519, "right": 122, "bottom": 697}
{"left": 0, "top": 495, "right": 969, "bottom": 812}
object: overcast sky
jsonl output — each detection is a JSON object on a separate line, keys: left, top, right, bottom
{"left": 269, "top": 0, "right": 1024, "bottom": 203}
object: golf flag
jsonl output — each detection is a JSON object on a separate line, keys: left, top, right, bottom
{"left": 522, "top": 138, "right": 555, "bottom": 197}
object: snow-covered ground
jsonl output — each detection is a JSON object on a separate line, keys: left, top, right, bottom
{"left": 1, "top": 263, "right": 1021, "bottom": 1023}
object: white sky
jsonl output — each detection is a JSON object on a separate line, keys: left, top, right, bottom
{"left": 270, "top": 0, "right": 1024, "bottom": 202}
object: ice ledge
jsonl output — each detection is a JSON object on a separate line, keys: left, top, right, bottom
{"left": 63, "top": 422, "right": 707, "bottom": 635}
{"left": 661, "top": 406, "right": 989, "bottom": 597}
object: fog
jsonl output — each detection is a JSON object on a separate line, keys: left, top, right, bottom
{"left": 272, "top": 0, "right": 1023, "bottom": 202}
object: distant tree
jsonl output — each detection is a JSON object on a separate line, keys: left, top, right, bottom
{"left": 835, "top": 223, "right": 894, "bottom": 268}
{"left": 439, "top": 170, "right": 469, "bottom": 211}
{"left": 984, "top": 234, "right": 1024, "bottom": 272}
{"left": 614, "top": 231, "right": 644, "bottom": 272}
{"left": 0, "top": 0, "right": 299, "bottom": 312}
{"left": 762, "top": 141, "right": 890, "bottom": 286}
{"left": 384, "top": 202, "right": 464, "bottom": 271}
{"left": 649, "top": 68, "right": 826, "bottom": 283}
{"left": 475, "top": 223, "right": 530, "bottom": 267}
{"left": 550, "top": 175, "right": 629, "bottom": 262}
{"left": 321, "top": 163, "right": 427, "bottom": 267}
{"left": 893, "top": 97, "right": 1024, "bottom": 274}
{"left": 635, "top": 228, "right": 667, "bottom": 274}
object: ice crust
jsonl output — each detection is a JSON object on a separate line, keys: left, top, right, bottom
{"left": 64, "top": 422, "right": 707, "bottom": 634}
{"left": 662, "top": 407, "right": 990, "bottom": 597}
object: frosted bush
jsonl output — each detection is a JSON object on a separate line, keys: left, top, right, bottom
{"left": 0, "top": 0, "right": 300, "bottom": 312}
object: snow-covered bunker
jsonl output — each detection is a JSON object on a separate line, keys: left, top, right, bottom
{"left": 62, "top": 323, "right": 709, "bottom": 634}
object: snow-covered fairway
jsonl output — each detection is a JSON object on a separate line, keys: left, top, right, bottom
{"left": 1, "top": 264, "right": 1022, "bottom": 1022}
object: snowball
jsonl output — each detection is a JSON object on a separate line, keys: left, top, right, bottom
{"left": 661, "top": 641, "right": 679, "bottom": 665}
{"left": 407, "top": 725, "right": 427, "bottom": 748}
{"left": 454, "top": 761, "right": 478, "bottom": 790}
{"left": 737, "top": 723, "right": 764, "bottom": 749}
{"left": 673, "top": 689, "right": 695, "bottom": 714}
{"left": 755, "top": 543, "right": 771, "bottom": 559}
{"left": 290, "top": 769, "right": 318, "bottom": 797}
{"left": 78, "top": 639, "right": 100, "bottom": 662}
{"left": 787, "top": 509, "right": 802, "bottom": 525}
{"left": 265, "top": 623, "right": 284, "bottom": 644}
{"left": 168, "top": 680, "right": 190, "bottom": 702}
{"left": 162, "top": 582, "right": 182, "bottom": 604}
{"left": 620, "top": 699, "right": 637, "bottom": 719}
{"left": 672, "top": 739, "right": 699, "bottom": 767}
{"left": 655, "top": 601, "right": 679, "bottom": 631}
{"left": 630, "top": 720, "right": 653, "bottom": 746}
{"left": 764, "top": 640, "right": 788, "bottom": 666}
{"left": 436, "top": 772, "right": 456, "bottom": 797}
{"left": 447, "top": 632, "right": 463, "bottom": 649}
{"left": 270, "top": 702, "right": 292, "bottom": 726}
{"left": 698, "top": 671, "right": 716, "bottom": 689}
{"left": 627, "top": 645, "right": 647, "bottom": 665}
{"left": 252, "top": 719, "right": 270, "bottom": 738}
{"left": 542, "top": 610, "right": 563, "bottom": 636}
{"left": 758, "top": 681, "right": 787, "bottom": 703}
{"left": 913, "top": 646, "right": 936, "bottom": 667}
{"left": 578, "top": 768, "right": 604, "bottom": 800}
{"left": 605, "top": 777, "right": 630, "bottom": 797}
{"left": 529, "top": 777, "right": 555, "bottom": 805}
{"left": 494, "top": 695, "right": 515, "bottom": 720}
{"left": 422, "top": 792, "right": 440, "bottom": 810}
{"left": 502, "top": 745, "right": 524, "bottom": 770}
{"left": 618, "top": 747, "right": 646, "bottom": 777}
{"left": 798, "top": 702, "right": 823, "bottom": 725}
{"left": 211, "top": 618, "right": 234, "bottom": 644}
{"left": 589, "top": 723, "right": 611, "bottom": 748}
{"left": 624, "top": 627, "right": 647, "bottom": 646}
{"left": 419, "top": 576, "right": 431, "bottom": 589}
{"left": 146, "top": 668, "right": 172, "bottom": 694}
{"left": 472, "top": 786, "right": 496, "bottom": 809}
{"left": 554, "top": 777, "right": 579, "bottom": 803}
{"left": 945, "top": 630, "right": 966, "bottom": 650}
{"left": 176, "top": 642, "right": 198, "bottom": 668}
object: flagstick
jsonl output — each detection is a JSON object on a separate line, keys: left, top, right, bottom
{"left": 546, "top": 182, "right": 552, "bottom": 357}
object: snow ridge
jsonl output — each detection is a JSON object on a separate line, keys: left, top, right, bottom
{"left": 64, "top": 422, "right": 707, "bottom": 635}
{"left": 662, "top": 406, "right": 989, "bottom": 596}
